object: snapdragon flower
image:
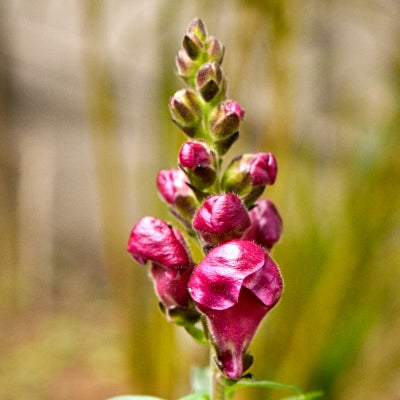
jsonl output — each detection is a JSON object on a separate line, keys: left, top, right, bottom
{"left": 189, "top": 240, "right": 283, "bottom": 380}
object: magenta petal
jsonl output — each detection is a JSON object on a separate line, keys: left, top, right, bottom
{"left": 179, "top": 140, "right": 211, "bottom": 169}
{"left": 249, "top": 153, "right": 277, "bottom": 185}
{"left": 127, "top": 216, "right": 191, "bottom": 268}
{"left": 198, "top": 289, "right": 269, "bottom": 380}
{"left": 193, "top": 194, "right": 251, "bottom": 245}
{"left": 243, "top": 254, "right": 283, "bottom": 307}
{"left": 157, "top": 169, "right": 189, "bottom": 204}
{"left": 189, "top": 240, "right": 265, "bottom": 309}
{"left": 242, "top": 199, "right": 282, "bottom": 250}
{"left": 150, "top": 263, "right": 192, "bottom": 308}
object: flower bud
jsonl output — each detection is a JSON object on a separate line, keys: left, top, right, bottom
{"left": 179, "top": 140, "right": 211, "bottom": 168}
{"left": 169, "top": 89, "right": 202, "bottom": 137}
{"left": 127, "top": 216, "right": 192, "bottom": 269}
{"left": 210, "top": 100, "right": 244, "bottom": 139}
{"left": 179, "top": 140, "right": 217, "bottom": 189}
{"left": 176, "top": 49, "right": 197, "bottom": 82}
{"left": 196, "top": 62, "right": 223, "bottom": 102}
{"left": 206, "top": 36, "right": 224, "bottom": 64}
{"left": 189, "top": 240, "right": 283, "bottom": 380}
{"left": 242, "top": 199, "right": 282, "bottom": 250}
{"left": 192, "top": 194, "right": 250, "bottom": 246}
{"left": 157, "top": 169, "right": 198, "bottom": 224}
{"left": 187, "top": 18, "right": 208, "bottom": 42}
{"left": 221, "top": 153, "right": 278, "bottom": 206}
{"left": 183, "top": 33, "right": 204, "bottom": 60}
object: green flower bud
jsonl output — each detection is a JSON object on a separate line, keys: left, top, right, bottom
{"left": 179, "top": 140, "right": 217, "bottom": 189}
{"left": 210, "top": 100, "right": 244, "bottom": 139}
{"left": 183, "top": 33, "right": 204, "bottom": 60}
{"left": 206, "top": 36, "right": 225, "bottom": 64}
{"left": 213, "top": 132, "right": 239, "bottom": 156}
{"left": 187, "top": 18, "right": 208, "bottom": 42}
{"left": 221, "top": 153, "right": 278, "bottom": 207}
{"left": 169, "top": 89, "right": 202, "bottom": 137}
{"left": 196, "top": 62, "right": 223, "bottom": 102}
{"left": 176, "top": 49, "right": 197, "bottom": 83}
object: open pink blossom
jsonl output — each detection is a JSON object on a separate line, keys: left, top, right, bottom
{"left": 189, "top": 240, "right": 283, "bottom": 380}
{"left": 242, "top": 199, "right": 282, "bottom": 250}
{"left": 192, "top": 194, "right": 250, "bottom": 246}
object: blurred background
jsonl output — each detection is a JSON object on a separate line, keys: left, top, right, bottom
{"left": 1, "top": 1, "right": 399, "bottom": 399}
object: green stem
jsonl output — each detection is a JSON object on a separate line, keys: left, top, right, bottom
{"left": 210, "top": 350, "right": 225, "bottom": 400}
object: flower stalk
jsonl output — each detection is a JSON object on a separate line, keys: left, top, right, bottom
{"left": 211, "top": 351, "right": 226, "bottom": 400}
{"left": 126, "top": 18, "right": 285, "bottom": 400}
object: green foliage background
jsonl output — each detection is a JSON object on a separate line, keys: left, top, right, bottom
{"left": 1, "top": 1, "right": 399, "bottom": 399}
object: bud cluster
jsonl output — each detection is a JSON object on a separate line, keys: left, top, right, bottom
{"left": 170, "top": 19, "right": 244, "bottom": 156}
{"left": 127, "top": 19, "right": 284, "bottom": 382}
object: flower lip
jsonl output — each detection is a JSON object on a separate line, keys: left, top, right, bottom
{"left": 189, "top": 239, "right": 277, "bottom": 310}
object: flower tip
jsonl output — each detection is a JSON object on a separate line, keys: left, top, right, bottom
{"left": 225, "top": 100, "right": 245, "bottom": 120}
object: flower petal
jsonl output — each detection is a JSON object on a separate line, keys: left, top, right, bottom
{"left": 127, "top": 216, "right": 191, "bottom": 269}
{"left": 189, "top": 240, "right": 265, "bottom": 309}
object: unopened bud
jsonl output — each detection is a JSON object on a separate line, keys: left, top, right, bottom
{"left": 169, "top": 89, "right": 202, "bottom": 137}
{"left": 179, "top": 140, "right": 217, "bottom": 189}
{"left": 210, "top": 100, "right": 244, "bottom": 139}
{"left": 187, "top": 18, "right": 208, "bottom": 42}
{"left": 157, "top": 169, "right": 198, "bottom": 222}
{"left": 179, "top": 140, "right": 211, "bottom": 168}
{"left": 192, "top": 193, "right": 250, "bottom": 246}
{"left": 183, "top": 33, "right": 204, "bottom": 60}
{"left": 206, "top": 36, "right": 224, "bottom": 64}
{"left": 196, "top": 62, "right": 223, "bottom": 102}
{"left": 176, "top": 49, "right": 197, "bottom": 82}
{"left": 213, "top": 132, "right": 239, "bottom": 156}
{"left": 221, "top": 153, "right": 278, "bottom": 206}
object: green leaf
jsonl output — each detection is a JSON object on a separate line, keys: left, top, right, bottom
{"left": 225, "top": 380, "right": 303, "bottom": 397}
{"left": 178, "top": 393, "right": 209, "bottom": 400}
{"left": 282, "top": 391, "right": 324, "bottom": 400}
{"left": 106, "top": 396, "right": 166, "bottom": 400}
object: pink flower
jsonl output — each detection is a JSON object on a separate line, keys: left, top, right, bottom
{"left": 188, "top": 240, "right": 283, "bottom": 380}
{"left": 242, "top": 199, "right": 282, "bottom": 250}
{"left": 192, "top": 194, "right": 251, "bottom": 246}
{"left": 127, "top": 217, "right": 194, "bottom": 309}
